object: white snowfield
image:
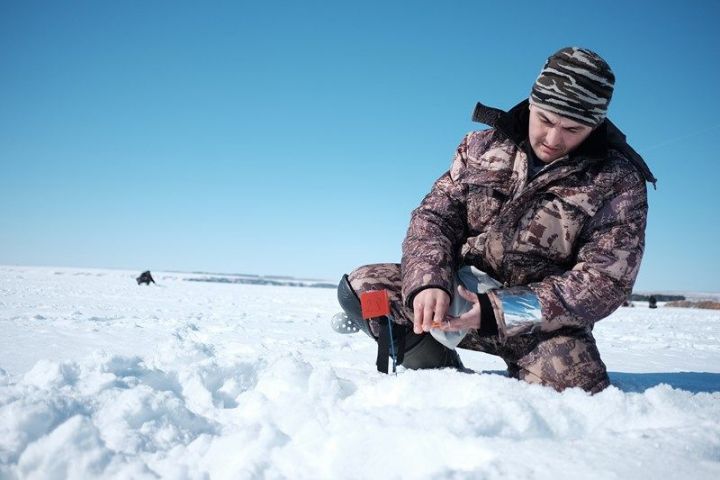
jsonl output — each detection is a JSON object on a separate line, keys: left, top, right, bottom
{"left": 1, "top": 266, "right": 719, "bottom": 479}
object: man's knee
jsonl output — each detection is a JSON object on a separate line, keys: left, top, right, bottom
{"left": 515, "top": 331, "right": 610, "bottom": 394}
{"left": 517, "top": 365, "right": 609, "bottom": 394}
{"left": 337, "top": 264, "right": 404, "bottom": 338}
{"left": 346, "top": 263, "right": 402, "bottom": 295}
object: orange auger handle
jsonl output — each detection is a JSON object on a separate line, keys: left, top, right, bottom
{"left": 360, "top": 290, "right": 391, "bottom": 320}
{"left": 360, "top": 290, "right": 397, "bottom": 374}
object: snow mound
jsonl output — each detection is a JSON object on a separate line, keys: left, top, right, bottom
{"left": 2, "top": 351, "right": 719, "bottom": 479}
{"left": 1, "top": 266, "right": 720, "bottom": 478}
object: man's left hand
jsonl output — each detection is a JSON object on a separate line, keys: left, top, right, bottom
{"left": 435, "top": 285, "right": 482, "bottom": 332}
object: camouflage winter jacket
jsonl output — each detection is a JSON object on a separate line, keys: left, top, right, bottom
{"left": 401, "top": 100, "right": 655, "bottom": 340}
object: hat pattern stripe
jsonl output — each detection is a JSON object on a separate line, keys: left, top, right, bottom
{"left": 530, "top": 47, "right": 615, "bottom": 126}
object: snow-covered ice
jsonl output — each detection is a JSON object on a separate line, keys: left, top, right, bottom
{"left": 1, "top": 266, "right": 719, "bottom": 479}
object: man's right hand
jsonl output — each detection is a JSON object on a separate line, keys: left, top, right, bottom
{"left": 412, "top": 288, "right": 451, "bottom": 334}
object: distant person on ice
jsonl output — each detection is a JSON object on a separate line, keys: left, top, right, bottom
{"left": 136, "top": 270, "right": 155, "bottom": 285}
{"left": 648, "top": 295, "right": 658, "bottom": 309}
{"left": 335, "top": 47, "right": 655, "bottom": 393}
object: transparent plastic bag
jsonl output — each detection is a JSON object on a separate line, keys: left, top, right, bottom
{"left": 430, "top": 266, "right": 502, "bottom": 349}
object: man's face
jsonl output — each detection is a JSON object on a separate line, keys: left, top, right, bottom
{"left": 528, "top": 104, "right": 595, "bottom": 162}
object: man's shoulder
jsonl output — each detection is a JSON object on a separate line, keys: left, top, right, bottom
{"left": 463, "top": 128, "right": 518, "bottom": 160}
{"left": 586, "top": 149, "right": 647, "bottom": 197}
{"left": 602, "top": 149, "right": 646, "bottom": 183}
{"left": 449, "top": 129, "right": 519, "bottom": 187}
{"left": 464, "top": 128, "right": 511, "bottom": 147}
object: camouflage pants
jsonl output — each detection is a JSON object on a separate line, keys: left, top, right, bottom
{"left": 348, "top": 263, "right": 610, "bottom": 394}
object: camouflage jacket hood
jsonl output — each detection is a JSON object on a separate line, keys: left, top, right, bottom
{"left": 401, "top": 100, "right": 653, "bottom": 339}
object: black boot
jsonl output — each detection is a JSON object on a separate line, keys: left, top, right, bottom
{"left": 400, "top": 331, "right": 464, "bottom": 370}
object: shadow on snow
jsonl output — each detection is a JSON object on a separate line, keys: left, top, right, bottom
{"left": 608, "top": 371, "right": 720, "bottom": 393}
{"left": 478, "top": 370, "right": 720, "bottom": 393}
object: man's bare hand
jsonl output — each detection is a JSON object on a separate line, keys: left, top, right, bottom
{"left": 435, "top": 285, "right": 481, "bottom": 332}
{"left": 412, "top": 288, "right": 450, "bottom": 334}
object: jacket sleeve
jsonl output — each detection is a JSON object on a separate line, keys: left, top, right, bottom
{"left": 401, "top": 134, "right": 475, "bottom": 306}
{"left": 488, "top": 166, "right": 648, "bottom": 339}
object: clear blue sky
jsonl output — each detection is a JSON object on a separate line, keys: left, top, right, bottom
{"left": 1, "top": 0, "right": 719, "bottom": 292}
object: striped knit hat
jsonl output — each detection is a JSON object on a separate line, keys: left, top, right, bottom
{"left": 529, "top": 47, "right": 615, "bottom": 127}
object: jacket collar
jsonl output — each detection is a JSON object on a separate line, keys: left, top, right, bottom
{"left": 472, "top": 99, "right": 657, "bottom": 187}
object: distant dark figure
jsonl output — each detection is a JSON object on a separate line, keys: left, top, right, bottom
{"left": 648, "top": 295, "right": 658, "bottom": 309}
{"left": 136, "top": 270, "right": 155, "bottom": 286}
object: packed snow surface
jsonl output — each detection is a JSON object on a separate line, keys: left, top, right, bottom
{"left": 1, "top": 266, "right": 719, "bottom": 479}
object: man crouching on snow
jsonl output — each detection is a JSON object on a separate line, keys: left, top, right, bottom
{"left": 335, "top": 47, "right": 655, "bottom": 394}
